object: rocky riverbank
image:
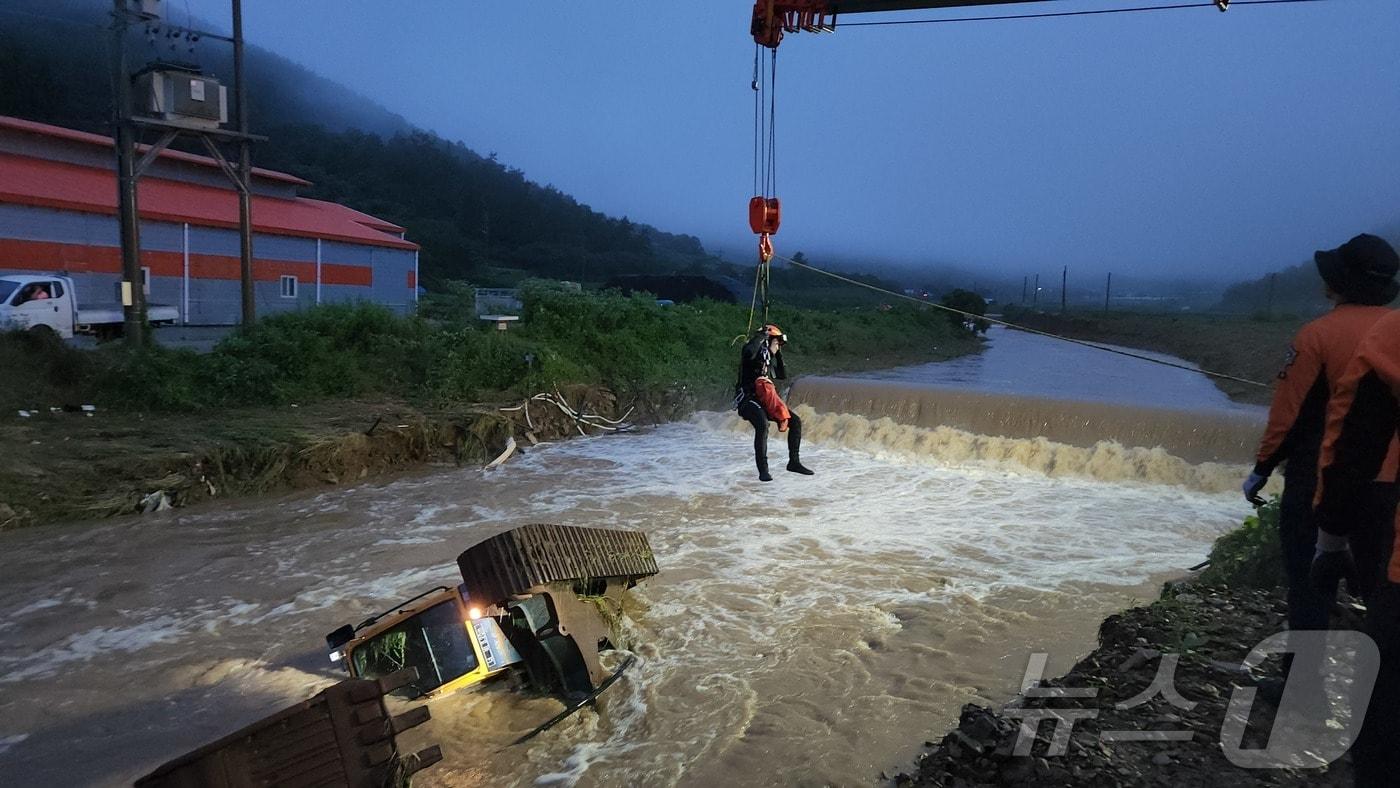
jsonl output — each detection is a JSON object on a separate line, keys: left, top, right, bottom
{"left": 895, "top": 581, "right": 1359, "bottom": 787}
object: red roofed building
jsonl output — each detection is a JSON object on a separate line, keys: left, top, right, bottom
{"left": 0, "top": 115, "right": 419, "bottom": 324}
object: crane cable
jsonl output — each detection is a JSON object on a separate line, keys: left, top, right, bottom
{"left": 749, "top": 45, "right": 780, "bottom": 333}
{"left": 771, "top": 251, "right": 1270, "bottom": 388}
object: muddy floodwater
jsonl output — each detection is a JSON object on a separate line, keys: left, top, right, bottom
{"left": 0, "top": 330, "right": 1258, "bottom": 786}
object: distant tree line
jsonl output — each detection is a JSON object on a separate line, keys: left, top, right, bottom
{"left": 1215, "top": 261, "right": 1330, "bottom": 319}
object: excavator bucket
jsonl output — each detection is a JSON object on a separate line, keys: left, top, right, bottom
{"left": 135, "top": 668, "right": 440, "bottom": 788}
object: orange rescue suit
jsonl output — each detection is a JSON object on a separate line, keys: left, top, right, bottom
{"left": 1316, "top": 310, "right": 1400, "bottom": 583}
{"left": 1254, "top": 304, "right": 1399, "bottom": 482}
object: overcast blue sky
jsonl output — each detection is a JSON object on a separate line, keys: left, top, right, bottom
{"left": 186, "top": 0, "right": 1400, "bottom": 282}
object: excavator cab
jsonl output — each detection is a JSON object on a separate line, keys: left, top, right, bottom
{"left": 328, "top": 585, "right": 522, "bottom": 699}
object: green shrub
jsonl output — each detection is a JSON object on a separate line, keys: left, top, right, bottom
{"left": 1197, "top": 497, "right": 1283, "bottom": 589}
{"left": 202, "top": 303, "right": 434, "bottom": 405}
{"left": 2, "top": 284, "right": 968, "bottom": 412}
{"left": 97, "top": 346, "right": 205, "bottom": 410}
{"left": 417, "top": 281, "right": 477, "bottom": 327}
{"left": 0, "top": 328, "right": 101, "bottom": 410}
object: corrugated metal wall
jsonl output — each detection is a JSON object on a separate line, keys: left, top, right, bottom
{"left": 0, "top": 203, "right": 416, "bottom": 325}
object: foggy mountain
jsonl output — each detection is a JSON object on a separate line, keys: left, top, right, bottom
{"left": 1216, "top": 221, "right": 1400, "bottom": 317}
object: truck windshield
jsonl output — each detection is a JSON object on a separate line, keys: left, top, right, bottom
{"left": 0, "top": 281, "right": 16, "bottom": 305}
{"left": 350, "top": 601, "right": 479, "bottom": 697}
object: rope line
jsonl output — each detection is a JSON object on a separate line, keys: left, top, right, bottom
{"left": 735, "top": 258, "right": 764, "bottom": 345}
{"left": 838, "top": 0, "right": 1330, "bottom": 28}
{"left": 772, "top": 253, "right": 1270, "bottom": 388}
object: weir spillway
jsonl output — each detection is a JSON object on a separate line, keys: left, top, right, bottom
{"left": 789, "top": 376, "right": 1265, "bottom": 466}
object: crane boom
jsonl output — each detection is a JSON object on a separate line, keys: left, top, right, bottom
{"left": 753, "top": 0, "right": 1061, "bottom": 47}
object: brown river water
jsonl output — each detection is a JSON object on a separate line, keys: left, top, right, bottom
{"left": 0, "top": 328, "right": 1270, "bottom": 786}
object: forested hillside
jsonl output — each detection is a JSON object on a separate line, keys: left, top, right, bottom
{"left": 0, "top": 0, "right": 719, "bottom": 287}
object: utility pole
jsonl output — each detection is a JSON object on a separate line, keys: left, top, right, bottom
{"left": 1021, "top": 276, "right": 1028, "bottom": 304}
{"left": 1032, "top": 274, "right": 1039, "bottom": 309}
{"left": 111, "top": 0, "right": 147, "bottom": 347}
{"left": 1104, "top": 272, "right": 1112, "bottom": 313}
{"left": 108, "top": 0, "right": 264, "bottom": 338}
{"left": 233, "top": 0, "right": 254, "bottom": 326}
{"left": 1061, "top": 265, "right": 1067, "bottom": 313}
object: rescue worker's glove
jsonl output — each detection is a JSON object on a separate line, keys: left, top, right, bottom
{"left": 1242, "top": 471, "right": 1268, "bottom": 506}
{"left": 1309, "top": 530, "right": 1358, "bottom": 596}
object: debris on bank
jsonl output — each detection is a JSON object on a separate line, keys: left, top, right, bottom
{"left": 895, "top": 582, "right": 1354, "bottom": 787}
{"left": 1, "top": 384, "right": 679, "bottom": 528}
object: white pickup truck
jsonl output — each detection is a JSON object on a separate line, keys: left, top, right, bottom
{"left": 0, "top": 274, "right": 179, "bottom": 340}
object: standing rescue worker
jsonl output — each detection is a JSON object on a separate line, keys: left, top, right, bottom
{"left": 1242, "top": 234, "right": 1399, "bottom": 665}
{"left": 737, "top": 324, "right": 814, "bottom": 481}
{"left": 1311, "top": 309, "right": 1400, "bottom": 787}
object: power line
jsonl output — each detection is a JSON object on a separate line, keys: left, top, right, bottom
{"left": 838, "top": 0, "right": 1329, "bottom": 28}
{"left": 773, "top": 253, "right": 1270, "bottom": 388}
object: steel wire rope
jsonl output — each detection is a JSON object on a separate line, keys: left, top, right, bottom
{"left": 771, "top": 252, "right": 1270, "bottom": 388}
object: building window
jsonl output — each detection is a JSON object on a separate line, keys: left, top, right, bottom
{"left": 280, "top": 275, "right": 298, "bottom": 299}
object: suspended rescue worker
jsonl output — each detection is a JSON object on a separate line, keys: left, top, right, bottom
{"left": 1241, "top": 234, "right": 1400, "bottom": 687}
{"left": 737, "top": 324, "right": 814, "bottom": 481}
{"left": 1311, "top": 308, "right": 1400, "bottom": 787}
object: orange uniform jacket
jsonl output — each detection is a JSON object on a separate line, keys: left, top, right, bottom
{"left": 1315, "top": 310, "right": 1400, "bottom": 582}
{"left": 1254, "top": 304, "right": 1399, "bottom": 481}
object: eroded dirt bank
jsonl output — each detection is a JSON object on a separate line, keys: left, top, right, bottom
{"left": 1, "top": 385, "right": 682, "bottom": 529}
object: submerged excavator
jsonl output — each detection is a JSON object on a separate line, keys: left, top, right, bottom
{"left": 136, "top": 524, "right": 657, "bottom": 786}
{"left": 325, "top": 523, "right": 657, "bottom": 705}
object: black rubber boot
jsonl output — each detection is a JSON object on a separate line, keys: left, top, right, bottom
{"left": 757, "top": 456, "right": 773, "bottom": 482}
{"left": 786, "top": 456, "right": 814, "bottom": 475}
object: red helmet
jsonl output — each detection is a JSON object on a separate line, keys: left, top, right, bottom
{"left": 762, "top": 324, "right": 788, "bottom": 343}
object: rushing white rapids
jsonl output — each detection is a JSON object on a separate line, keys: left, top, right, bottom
{"left": 0, "top": 412, "right": 1252, "bottom": 787}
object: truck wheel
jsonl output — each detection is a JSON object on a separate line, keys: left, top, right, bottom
{"left": 28, "top": 325, "right": 60, "bottom": 342}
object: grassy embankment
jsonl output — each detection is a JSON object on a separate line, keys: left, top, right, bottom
{"left": 1001, "top": 307, "right": 1311, "bottom": 406}
{"left": 0, "top": 283, "right": 979, "bottom": 528}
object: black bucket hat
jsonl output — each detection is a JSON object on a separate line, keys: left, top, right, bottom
{"left": 1315, "top": 233, "right": 1400, "bottom": 306}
